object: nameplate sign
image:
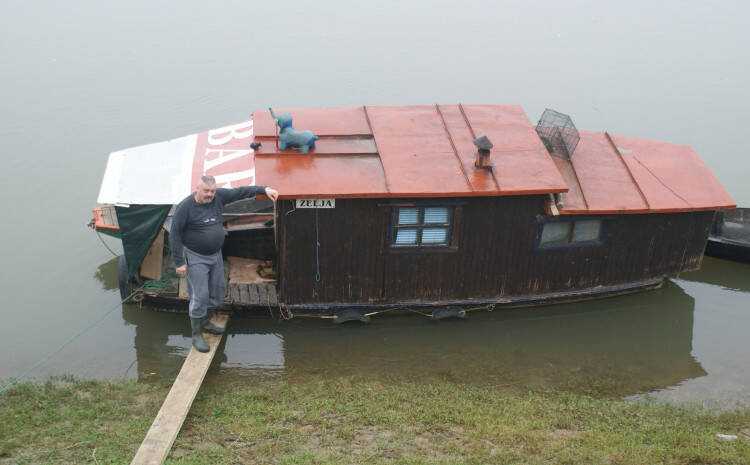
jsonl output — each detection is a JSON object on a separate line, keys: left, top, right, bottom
{"left": 296, "top": 199, "right": 335, "bottom": 209}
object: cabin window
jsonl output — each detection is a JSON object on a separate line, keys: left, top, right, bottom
{"left": 572, "top": 220, "right": 601, "bottom": 242}
{"left": 392, "top": 206, "right": 452, "bottom": 247}
{"left": 539, "top": 219, "right": 602, "bottom": 248}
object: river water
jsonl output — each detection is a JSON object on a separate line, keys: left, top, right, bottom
{"left": 1, "top": 0, "right": 748, "bottom": 409}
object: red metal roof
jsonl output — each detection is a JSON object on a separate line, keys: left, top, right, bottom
{"left": 253, "top": 105, "right": 735, "bottom": 213}
{"left": 254, "top": 104, "right": 567, "bottom": 199}
{"left": 556, "top": 131, "right": 736, "bottom": 214}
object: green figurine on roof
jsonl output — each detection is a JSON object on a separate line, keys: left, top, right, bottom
{"left": 269, "top": 108, "right": 319, "bottom": 154}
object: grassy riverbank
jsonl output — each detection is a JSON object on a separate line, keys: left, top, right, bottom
{"left": 1, "top": 376, "right": 749, "bottom": 464}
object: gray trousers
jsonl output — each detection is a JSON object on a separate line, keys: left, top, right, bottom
{"left": 184, "top": 247, "right": 225, "bottom": 319}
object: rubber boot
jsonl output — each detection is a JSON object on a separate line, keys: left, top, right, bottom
{"left": 202, "top": 310, "right": 225, "bottom": 335}
{"left": 190, "top": 317, "right": 210, "bottom": 353}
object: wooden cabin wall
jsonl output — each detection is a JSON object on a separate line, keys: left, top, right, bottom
{"left": 223, "top": 229, "right": 276, "bottom": 261}
{"left": 276, "top": 199, "right": 387, "bottom": 305}
{"left": 275, "top": 198, "right": 714, "bottom": 306}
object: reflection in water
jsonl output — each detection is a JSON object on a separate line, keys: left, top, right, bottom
{"left": 93, "top": 256, "right": 119, "bottom": 291}
{"left": 678, "top": 256, "right": 750, "bottom": 292}
{"left": 122, "top": 281, "right": 705, "bottom": 397}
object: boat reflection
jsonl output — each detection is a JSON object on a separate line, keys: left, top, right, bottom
{"left": 93, "top": 256, "right": 119, "bottom": 291}
{"left": 121, "top": 280, "right": 705, "bottom": 397}
{"left": 677, "top": 256, "right": 750, "bottom": 292}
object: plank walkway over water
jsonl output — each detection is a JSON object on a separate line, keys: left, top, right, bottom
{"left": 228, "top": 282, "right": 278, "bottom": 306}
{"left": 130, "top": 313, "right": 229, "bottom": 465}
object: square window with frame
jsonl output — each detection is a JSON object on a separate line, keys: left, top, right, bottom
{"left": 391, "top": 206, "right": 454, "bottom": 248}
{"left": 539, "top": 218, "right": 603, "bottom": 248}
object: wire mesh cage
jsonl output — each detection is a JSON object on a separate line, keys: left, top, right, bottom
{"left": 535, "top": 109, "right": 580, "bottom": 159}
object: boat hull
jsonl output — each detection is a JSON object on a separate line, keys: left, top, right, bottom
{"left": 705, "top": 236, "right": 750, "bottom": 264}
{"left": 137, "top": 276, "right": 665, "bottom": 317}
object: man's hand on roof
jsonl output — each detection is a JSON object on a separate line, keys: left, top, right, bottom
{"left": 176, "top": 265, "right": 187, "bottom": 277}
{"left": 264, "top": 187, "right": 279, "bottom": 202}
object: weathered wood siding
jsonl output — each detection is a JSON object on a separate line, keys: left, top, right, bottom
{"left": 276, "top": 197, "right": 714, "bottom": 306}
{"left": 223, "top": 229, "right": 275, "bottom": 261}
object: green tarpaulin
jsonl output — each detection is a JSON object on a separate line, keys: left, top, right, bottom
{"left": 115, "top": 205, "right": 171, "bottom": 278}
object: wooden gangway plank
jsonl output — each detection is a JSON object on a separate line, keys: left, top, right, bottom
{"left": 130, "top": 313, "right": 229, "bottom": 465}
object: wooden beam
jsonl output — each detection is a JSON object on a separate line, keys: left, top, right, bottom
{"left": 229, "top": 284, "right": 241, "bottom": 304}
{"left": 178, "top": 277, "right": 188, "bottom": 300}
{"left": 139, "top": 229, "right": 165, "bottom": 280}
{"left": 267, "top": 285, "right": 278, "bottom": 305}
{"left": 249, "top": 284, "right": 260, "bottom": 304}
{"left": 239, "top": 284, "right": 250, "bottom": 304}
{"left": 130, "top": 313, "right": 230, "bottom": 465}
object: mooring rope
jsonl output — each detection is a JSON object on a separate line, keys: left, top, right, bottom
{"left": 94, "top": 229, "right": 120, "bottom": 258}
{"left": 314, "top": 209, "right": 321, "bottom": 282}
{"left": 0, "top": 287, "right": 144, "bottom": 395}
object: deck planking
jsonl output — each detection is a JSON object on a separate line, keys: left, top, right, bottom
{"left": 227, "top": 282, "right": 278, "bottom": 306}
{"left": 267, "top": 285, "right": 277, "bottom": 305}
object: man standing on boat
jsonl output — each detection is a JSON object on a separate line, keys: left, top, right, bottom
{"left": 171, "top": 175, "right": 279, "bottom": 353}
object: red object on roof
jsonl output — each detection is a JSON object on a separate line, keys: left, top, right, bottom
{"left": 253, "top": 104, "right": 735, "bottom": 213}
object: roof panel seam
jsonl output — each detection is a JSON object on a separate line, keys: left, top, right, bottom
{"left": 568, "top": 155, "right": 590, "bottom": 211}
{"left": 630, "top": 151, "right": 693, "bottom": 208}
{"left": 435, "top": 104, "right": 473, "bottom": 191}
{"left": 363, "top": 105, "right": 391, "bottom": 194}
{"left": 605, "top": 132, "right": 650, "bottom": 210}
{"left": 458, "top": 103, "right": 501, "bottom": 191}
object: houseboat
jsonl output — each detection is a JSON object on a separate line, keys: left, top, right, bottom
{"left": 91, "top": 104, "right": 735, "bottom": 320}
{"left": 705, "top": 207, "right": 750, "bottom": 263}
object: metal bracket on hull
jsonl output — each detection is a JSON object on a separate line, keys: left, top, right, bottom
{"left": 431, "top": 308, "right": 467, "bottom": 320}
{"left": 333, "top": 309, "right": 371, "bottom": 324}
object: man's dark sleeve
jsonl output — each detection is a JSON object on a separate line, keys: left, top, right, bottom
{"left": 216, "top": 186, "right": 267, "bottom": 205}
{"left": 170, "top": 203, "right": 188, "bottom": 267}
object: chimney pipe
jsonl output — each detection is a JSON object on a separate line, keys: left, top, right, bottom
{"left": 473, "top": 135, "right": 494, "bottom": 170}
